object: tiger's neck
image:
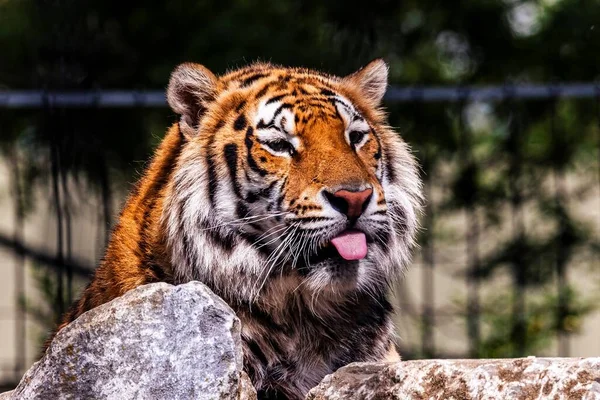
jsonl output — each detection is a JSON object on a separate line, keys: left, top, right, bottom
{"left": 99, "top": 124, "right": 185, "bottom": 294}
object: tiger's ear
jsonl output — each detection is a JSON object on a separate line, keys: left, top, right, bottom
{"left": 344, "top": 59, "right": 389, "bottom": 107}
{"left": 167, "top": 62, "right": 218, "bottom": 138}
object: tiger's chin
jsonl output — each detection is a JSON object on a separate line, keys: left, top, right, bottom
{"left": 295, "top": 243, "right": 388, "bottom": 295}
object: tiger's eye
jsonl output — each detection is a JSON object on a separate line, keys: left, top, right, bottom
{"left": 266, "top": 139, "right": 295, "bottom": 155}
{"left": 349, "top": 131, "right": 366, "bottom": 146}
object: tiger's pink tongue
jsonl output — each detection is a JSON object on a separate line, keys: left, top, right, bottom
{"left": 330, "top": 230, "right": 368, "bottom": 261}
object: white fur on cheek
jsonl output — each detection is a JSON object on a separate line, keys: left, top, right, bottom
{"left": 161, "top": 141, "right": 270, "bottom": 303}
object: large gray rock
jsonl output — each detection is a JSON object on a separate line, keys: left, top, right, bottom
{"left": 307, "top": 358, "right": 600, "bottom": 400}
{"left": 9, "top": 282, "right": 257, "bottom": 400}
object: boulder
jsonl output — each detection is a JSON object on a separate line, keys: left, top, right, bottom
{"left": 307, "top": 358, "right": 600, "bottom": 400}
{"left": 8, "top": 282, "right": 256, "bottom": 400}
{"left": 6, "top": 280, "right": 600, "bottom": 400}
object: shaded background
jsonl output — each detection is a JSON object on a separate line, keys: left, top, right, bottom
{"left": 1, "top": 0, "right": 599, "bottom": 389}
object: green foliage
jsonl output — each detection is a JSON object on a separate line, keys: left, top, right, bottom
{"left": 476, "top": 286, "right": 597, "bottom": 358}
{"left": 18, "top": 263, "right": 70, "bottom": 347}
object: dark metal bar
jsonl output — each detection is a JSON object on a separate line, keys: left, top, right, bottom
{"left": 59, "top": 156, "right": 73, "bottom": 306}
{"left": 8, "top": 149, "right": 26, "bottom": 378}
{"left": 0, "top": 91, "right": 167, "bottom": 108}
{"left": 457, "top": 99, "right": 481, "bottom": 358}
{"left": 48, "top": 109, "right": 65, "bottom": 319}
{"left": 550, "top": 100, "right": 570, "bottom": 357}
{"left": 1, "top": 83, "right": 600, "bottom": 108}
{"left": 421, "top": 170, "right": 436, "bottom": 358}
{"left": 595, "top": 92, "right": 600, "bottom": 247}
{"left": 385, "top": 83, "right": 600, "bottom": 102}
{"left": 506, "top": 98, "right": 527, "bottom": 356}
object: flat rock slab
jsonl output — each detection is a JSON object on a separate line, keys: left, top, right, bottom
{"left": 307, "top": 358, "right": 600, "bottom": 400}
{"left": 8, "top": 282, "right": 257, "bottom": 400}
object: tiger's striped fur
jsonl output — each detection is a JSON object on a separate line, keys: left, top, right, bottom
{"left": 51, "top": 60, "right": 423, "bottom": 399}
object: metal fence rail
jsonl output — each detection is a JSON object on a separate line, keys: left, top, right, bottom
{"left": 1, "top": 82, "right": 600, "bottom": 107}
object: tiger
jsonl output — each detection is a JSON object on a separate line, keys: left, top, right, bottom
{"left": 50, "top": 59, "right": 423, "bottom": 399}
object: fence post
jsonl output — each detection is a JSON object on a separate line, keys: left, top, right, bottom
{"left": 421, "top": 150, "right": 436, "bottom": 358}
{"left": 457, "top": 92, "right": 481, "bottom": 358}
{"left": 505, "top": 88, "right": 527, "bottom": 356}
{"left": 549, "top": 96, "right": 570, "bottom": 357}
{"left": 45, "top": 92, "right": 66, "bottom": 319}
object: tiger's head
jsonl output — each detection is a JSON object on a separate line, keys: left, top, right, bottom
{"left": 163, "top": 60, "right": 422, "bottom": 303}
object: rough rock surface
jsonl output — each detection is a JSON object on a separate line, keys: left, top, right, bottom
{"left": 8, "top": 282, "right": 257, "bottom": 400}
{"left": 307, "top": 358, "right": 600, "bottom": 400}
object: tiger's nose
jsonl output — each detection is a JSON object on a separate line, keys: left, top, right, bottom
{"left": 323, "top": 188, "right": 373, "bottom": 219}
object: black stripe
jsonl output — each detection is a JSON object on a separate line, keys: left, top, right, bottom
{"left": 247, "top": 339, "right": 268, "bottom": 365}
{"left": 262, "top": 180, "right": 278, "bottom": 197}
{"left": 206, "top": 152, "right": 218, "bottom": 206}
{"left": 272, "top": 103, "right": 293, "bottom": 120}
{"left": 256, "top": 119, "right": 272, "bottom": 130}
{"left": 177, "top": 198, "right": 196, "bottom": 270}
{"left": 245, "top": 127, "right": 269, "bottom": 176}
{"left": 235, "top": 100, "right": 247, "bottom": 112}
{"left": 293, "top": 226, "right": 328, "bottom": 233}
{"left": 224, "top": 144, "right": 243, "bottom": 197}
{"left": 254, "top": 85, "right": 270, "bottom": 99}
{"left": 240, "top": 73, "right": 268, "bottom": 88}
{"left": 385, "top": 149, "right": 397, "bottom": 182}
{"left": 305, "top": 99, "right": 329, "bottom": 109}
{"left": 331, "top": 99, "right": 343, "bottom": 122}
{"left": 198, "top": 216, "right": 235, "bottom": 254}
{"left": 371, "top": 128, "right": 383, "bottom": 162}
{"left": 182, "top": 230, "right": 195, "bottom": 268}
{"left": 144, "top": 262, "right": 168, "bottom": 282}
{"left": 330, "top": 97, "right": 354, "bottom": 115}
{"left": 236, "top": 201, "right": 250, "bottom": 219}
{"left": 208, "top": 229, "right": 235, "bottom": 253}
{"left": 238, "top": 231, "right": 271, "bottom": 256}
{"left": 233, "top": 114, "right": 247, "bottom": 131}
{"left": 275, "top": 193, "right": 284, "bottom": 211}
{"left": 215, "top": 119, "right": 226, "bottom": 130}
{"left": 137, "top": 208, "right": 153, "bottom": 257}
{"left": 320, "top": 88, "right": 335, "bottom": 96}
{"left": 266, "top": 94, "right": 286, "bottom": 105}
{"left": 245, "top": 191, "right": 259, "bottom": 203}
{"left": 289, "top": 216, "right": 334, "bottom": 223}
{"left": 248, "top": 221, "right": 263, "bottom": 231}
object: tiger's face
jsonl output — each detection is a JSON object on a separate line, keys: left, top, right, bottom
{"left": 164, "top": 60, "right": 422, "bottom": 301}
{"left": 241, "top": 91, "right": 392, "bottom": 288}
